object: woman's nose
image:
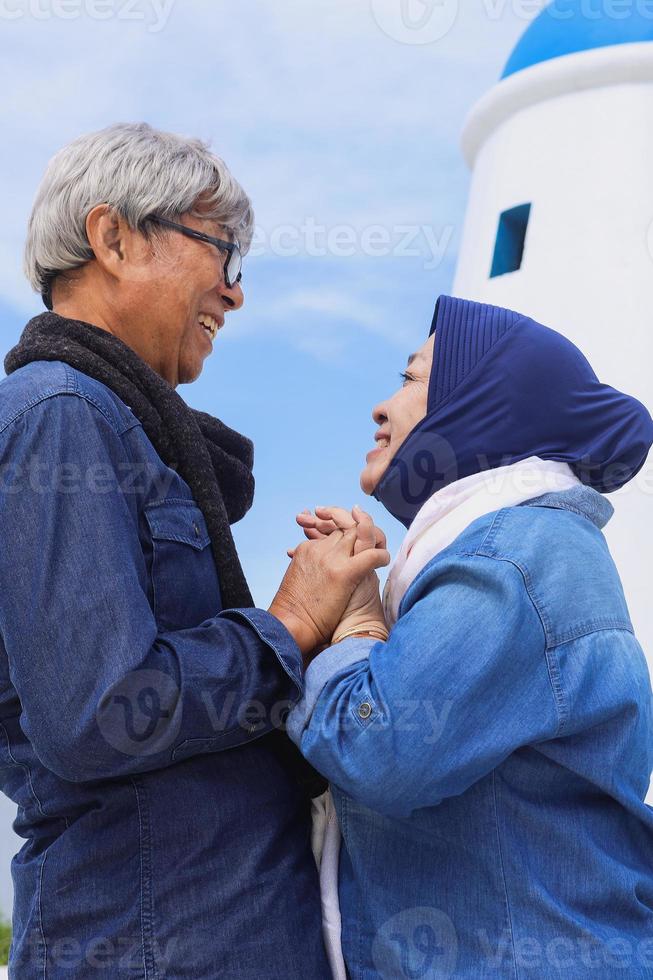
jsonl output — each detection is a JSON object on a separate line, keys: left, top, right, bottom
{"left": 372, "top": 401, "right": 388, "bottom": 426}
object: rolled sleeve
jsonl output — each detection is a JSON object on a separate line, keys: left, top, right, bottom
{"left": 220, "top": 607, "right": 304, "bottom": 696}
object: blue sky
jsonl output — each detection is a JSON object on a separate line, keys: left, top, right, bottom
{"left": 0, "top": 0, "right": 538, "bottom": 917}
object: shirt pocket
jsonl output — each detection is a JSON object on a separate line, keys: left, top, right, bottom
{"left": 144, "top": 498, "right": 222, "bottom": 631}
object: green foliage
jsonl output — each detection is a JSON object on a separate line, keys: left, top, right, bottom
{"left": 0, "top": 918, "right": 10, "bottom": 966}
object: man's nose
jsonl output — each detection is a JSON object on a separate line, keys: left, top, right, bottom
{"left": 221, "top": 281, "right": 244, "bottom": 311}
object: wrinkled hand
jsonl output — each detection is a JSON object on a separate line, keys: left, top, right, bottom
{"left": 294, "top": 506, "right": 389, "bottom": 639}
{"left": 269, "top": 517, "right": 390, "bottom": 656}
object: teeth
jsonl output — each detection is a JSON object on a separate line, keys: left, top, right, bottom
{"left": 198, "top": 314, "right": 221, "bottom": 340}
{"left": 377, "top": 438, "right": 390, "bottom": 449}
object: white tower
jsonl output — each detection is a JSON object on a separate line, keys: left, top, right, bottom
{"left": 454, "top": 4, "right": 653, "bottom": 674}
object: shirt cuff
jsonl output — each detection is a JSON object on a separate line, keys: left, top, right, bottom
{"left": 218, "top": 607, "right": 304, "bottom": 699}
{"left": 286, "top": 636, "right": 376, "bottom": 745}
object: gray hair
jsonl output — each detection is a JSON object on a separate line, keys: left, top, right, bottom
{"left": 24, "top": 122, "right": 255, "bottom": 304}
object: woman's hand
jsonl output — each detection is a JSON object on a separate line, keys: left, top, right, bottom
{"left": 296, "top": 505, "right": 386, "bottom": 548}
{"left": 294, "top": 505, "right": 389, "bottom": 642}
{"left": 269, "top": 522, "right": 390, "bottom": 657}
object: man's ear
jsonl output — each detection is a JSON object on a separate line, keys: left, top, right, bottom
{"left": 85, "top": 205, "right": 129, "bottom": 275}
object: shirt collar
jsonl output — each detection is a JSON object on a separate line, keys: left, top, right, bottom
{"left": 520, "top": 484, "right": 614, "bottom": 530}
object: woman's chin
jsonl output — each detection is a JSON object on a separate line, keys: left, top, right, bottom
{"left": 360, "top": 474, "right": 374, "bottom": 495}
{"left": 360, "top": 461, "right": 385, "bottom": 496}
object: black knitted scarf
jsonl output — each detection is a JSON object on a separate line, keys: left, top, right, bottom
{"left": 4, "top": 312, "right": 255, "bottom": 609}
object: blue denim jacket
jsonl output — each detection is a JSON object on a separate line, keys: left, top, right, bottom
{"left": 289, "top": 486, "right": 653, "bottom": 979}
{"left": 0, "top": 360, "right": 329, "bottom": 978}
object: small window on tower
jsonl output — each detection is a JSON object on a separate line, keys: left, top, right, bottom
{"left": 490, "top": 203, "right": 531, "bottom": 278}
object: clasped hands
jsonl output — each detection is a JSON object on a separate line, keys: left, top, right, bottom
{"left": 268, "top": 506, "right": 390, "bottom": 667}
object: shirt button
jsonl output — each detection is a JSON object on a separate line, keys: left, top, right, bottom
{"left": 193, "top": 522, "right": 200, "bottom": 538}
{"left": 358, "top": 702, "right": 372, "bottom": 720}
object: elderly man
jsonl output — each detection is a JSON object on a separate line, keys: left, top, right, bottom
{"left": 0, "top": 123, "right": 388, "bottom": 978}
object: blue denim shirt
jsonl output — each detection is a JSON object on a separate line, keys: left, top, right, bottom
{"left": 288, "top": 486, "right": 653, "bottom": 979}
{"left": 0, "top": 360, "right": 329, "bottom": 978}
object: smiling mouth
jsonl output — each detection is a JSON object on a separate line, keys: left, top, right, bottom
{"left": 198, "top": 313, "right": 223, "bottom": 341}
{"left": 366, "top": 439, "right": 390, "bottom": 463}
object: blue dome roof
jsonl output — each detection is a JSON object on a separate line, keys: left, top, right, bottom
{"left": 502, "top": 1, "right": 653, "bottom": 78}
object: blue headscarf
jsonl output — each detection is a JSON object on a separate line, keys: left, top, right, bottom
{"left": 373, "top": 295, "right": 653, "bottom": 528}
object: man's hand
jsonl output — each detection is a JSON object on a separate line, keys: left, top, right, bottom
{"left": 269, "top": 520, "right": 390, "bottom": 656}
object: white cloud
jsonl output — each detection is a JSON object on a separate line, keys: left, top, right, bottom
{"left": 283, "top": 288, "right": 383, "bottom": 327}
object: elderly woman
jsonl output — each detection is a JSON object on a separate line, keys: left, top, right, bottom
{"left": 0, "top": 122, "right": 389, "bottom": 978}
{"left": 290, "top": 295, "right": 653, "bottom": 979}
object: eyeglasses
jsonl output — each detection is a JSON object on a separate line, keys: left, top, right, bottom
{"left": 146, "top": 215, "right": 243, "bottom": 289}
{"left": 39, "top": 216, "right": 244, "bottom": 311}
